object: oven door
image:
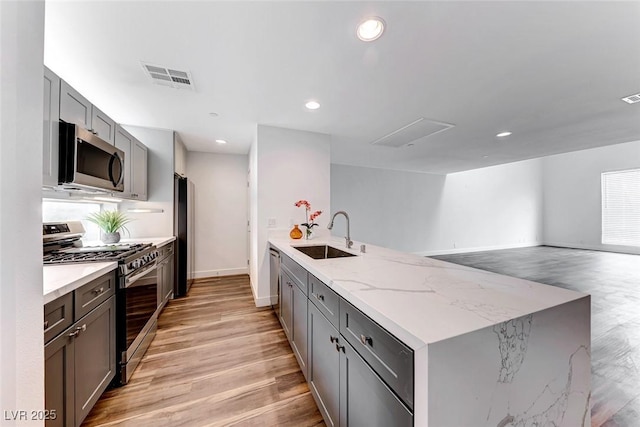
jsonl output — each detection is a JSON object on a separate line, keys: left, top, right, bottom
{"left": 59, "top": 121, "right": 125, "bottom": 192}
{"left": 122, "top": 263, "right": 158, "bottom": 366}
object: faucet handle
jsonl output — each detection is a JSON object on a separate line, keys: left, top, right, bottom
{"left": 346, "top": 238, "right": 353, "bottom": 249}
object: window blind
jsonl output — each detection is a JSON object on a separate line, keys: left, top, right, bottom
{"left": 602, "top": 168, "right": 640, "bottom": 247}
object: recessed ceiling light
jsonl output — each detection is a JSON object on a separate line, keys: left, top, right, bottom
{"left": 496, "top": 131, "right": 512, "bottom": 138}
{"left": 621, "top": 93, "right": 640, "bottom": 104}
{"left": 357, "top": 17, "right": 385, "bottom": 42}
{"left": 305, "top": 100, "right": 320, "bottom": 110}
{"left": 483, "top": 155, "right": 489, "bottom": 159}
{"left": 215, "top": 139, "right": 227, "bottom": 144}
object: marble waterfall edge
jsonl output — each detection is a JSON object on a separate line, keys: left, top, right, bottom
{"left": 428, "top": 296, "right": 591, "bottom": 427}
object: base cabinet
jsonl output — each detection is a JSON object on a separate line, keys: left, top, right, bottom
{"left": 308, "top": 303, "right": 340, "bottom": 427}
{"left": 157, "top": 242, "right": 175, "bottom": 311}
{"left": 277, "top": 253, "right": 414, "bottom": 427}
{"left": 44, "top": 273, "right": 116, "bottom": 427}
{"left": 339, "top": 340, "right": 413, "bottom": 427}
{"left": 280, "top": 267, "right": 308, "bottom": 378}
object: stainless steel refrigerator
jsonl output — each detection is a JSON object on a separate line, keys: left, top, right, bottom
{"left": 174, "top": 174, "right": 195, "bottom": 297}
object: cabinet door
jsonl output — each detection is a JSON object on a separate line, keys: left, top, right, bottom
{"left": 45, "top": 328, "right": 75, "bottom": 427}
{"left": 90, "top": 105, "right": 115, "bottom": 144}
{"left": 74, "top": 296, "right": 116, "bottom": 427}
{"left": 60, "top": 80, "right": 91, "bottom": 129}
{"left": 164, "top": 255, "right": 174, "bottom": 302}
{"left": 114, "top": 125, "right": 133, "bottom": 197}
{"left": 132, "top": 140, "right": 148, "bottom": 200}
{"left": 157, "top": 260, "right": 166, "bottom": 310}
{"left": 339, "top": 340, "right": 413, "bottom": 427}
{"left": 291, "top": 280, "right": 308, "bottom": 378}
{"left": 279, "top": 270, "right": 294, "bottom": 339}
{"left": 43, "top": 66, "right": 60, "bottom": 187}
{"left": 308, "top": 303, "right": 340, "bottom": 427}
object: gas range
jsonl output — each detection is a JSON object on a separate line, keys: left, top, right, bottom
{"left": 43, "top": 220, "right": 163, "bottom": 386}
{"left": 43, "top": 222, "right": 158, "bottom": 277}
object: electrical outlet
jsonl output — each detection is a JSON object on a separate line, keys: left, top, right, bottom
{"left": 268, "top": 218, "right": 277, "bottom": 228}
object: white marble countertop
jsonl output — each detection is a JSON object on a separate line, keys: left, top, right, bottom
{"left": 269, "top": 236, "right": 588, "bottom": 350}
{"left": 43, "top": 262, "right": 118, "bottom": 305}
{"left": 119, "top": 236, "right": 176, "bottom": 247}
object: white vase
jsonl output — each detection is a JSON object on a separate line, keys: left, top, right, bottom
{"left": 102, "top": 231, "right": 121, "bottom": 244}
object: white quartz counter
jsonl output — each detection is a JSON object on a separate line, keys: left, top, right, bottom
{"left": 269, "top": 236, "right": 588, "bottom": 350}
{"left": 119, "top": 236, "right": 176, "bottom": 247}
{"left": 43, "top": 262, "right": 118, "bottom": 305}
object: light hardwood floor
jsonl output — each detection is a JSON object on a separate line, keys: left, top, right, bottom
{"left": 82, "top": 276, "right": 324, "bottom": 427}
{"left": 433, "top": 246, "right": 640, "bottom": 427}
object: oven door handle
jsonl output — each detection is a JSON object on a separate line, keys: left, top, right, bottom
{"left": 125, "top": 263, "right": 157, "bottom": 287}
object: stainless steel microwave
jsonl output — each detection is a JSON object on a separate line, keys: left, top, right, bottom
{"left": 58, "top": 121, "right": 124, "bottom": 193}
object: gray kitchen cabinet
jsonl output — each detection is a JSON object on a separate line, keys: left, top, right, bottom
{"left": 280, "top": 268, "right": 308, "bottom": 378}
{"left": 45, "top": 329, "right": 74, "bottom": 427}
{"left": 60, "top": 80, "right": 115, "bottom": 144}
{"left": 43, "top": 66, "right": 61, "bottom": 188}
{"left": 114, "top": 125, "right": 148, "bottom": 200}
{"left": 275, "top": 252, "right": 414, "bottom": 426}
{"left": 308, "top": 302, "right": 340, "bottom": 427}
{"left": 157, "top": 242, "right": 174, "bottom": 311}
{"left": 132, "top": 140, "right": 148, "bottom": 200}
{"left": 339, "top": 339, "right": 413, "bottom": 427}
{"left": 73, "top": 296, "right": 116, "bottom": 425}
{"left": 44, "top": 272, "right": 116, "bottom": 427}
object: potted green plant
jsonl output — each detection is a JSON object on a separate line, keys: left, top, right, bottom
{"left": 86, "top": 210, "right": 132, "bottom": 244}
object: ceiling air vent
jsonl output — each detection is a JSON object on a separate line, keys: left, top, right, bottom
{"left": 141, "top": 62, "right": 195, "bottom": 90}
{"left": 621, "top": 93, "right": 640, "bottom": 104}
{"left": 370, "top": 117, "right": 455, "bottom": 148}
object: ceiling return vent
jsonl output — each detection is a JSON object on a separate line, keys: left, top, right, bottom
{"left": 621, "top": 93, "right": 640, "bottom": 104}
{"left": 370, "top": 117, "right": 455, "bottom": 148}
{"left": 141, "top": 62, "right": 195, "bottom": 90}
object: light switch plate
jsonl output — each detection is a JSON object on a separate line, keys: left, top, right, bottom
{"left": 267, "top": 218, "right": 277, "bottom": 228}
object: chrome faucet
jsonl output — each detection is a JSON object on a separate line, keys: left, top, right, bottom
{"left": 327, "top": 210, "right": 353, "bottom": 249}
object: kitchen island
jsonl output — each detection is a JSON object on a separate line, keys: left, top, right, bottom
{"left": 269, "top": 235, "right": 590, "bottom": 427}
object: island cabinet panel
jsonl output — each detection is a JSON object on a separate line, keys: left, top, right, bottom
{"left": 309, "top": 274, "right": 339, "bottom": 327}
{"left": 281, "top": 253, "right": 308, "bottom": 295}
{"left": 340, "top": 299, "right": 414, "bottom": 410}
{"left": 308, "top": 302, "right": 340, "bottom": 427}
{"left": 280, "top": 268, "right": 308, "bottom": 378}
{"left": 339, "top": 339, "right": 413, "bottom": 427}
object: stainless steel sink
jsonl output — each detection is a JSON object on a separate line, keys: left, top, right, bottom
{"left": 293, "top": 245, "right": 356, "bottom": 260}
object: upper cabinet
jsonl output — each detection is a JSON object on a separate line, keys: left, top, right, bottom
{"left": 60, "top": 80, "right": 115, "bottom": 144}
{"left": 43, "top": 67, "right": 61, "bottom": 188}
{"left": 114, "top": 125, "right": 148, "bottom": 201}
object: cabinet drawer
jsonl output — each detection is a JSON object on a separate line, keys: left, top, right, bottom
{"left": 339, "top": 299, "right": 414, "bottom": 410}
{"left": 74, "top": 271, "right": 116, "bottom": 320}
{"left": 309, "top": 275, "right": 339, "bottom": 328}
{"left": 44, "top": 292, "right": 73, "bottom": 344}
{"left": 281, "top": 253, "right": 308, "bottom": 295}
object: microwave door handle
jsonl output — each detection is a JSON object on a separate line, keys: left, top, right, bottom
{"left": 108, "top": 153, "right": 123, "bottom": 187}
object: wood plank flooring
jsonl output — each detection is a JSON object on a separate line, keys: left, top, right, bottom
{"left": 82, "top": 276, "right": 324, "bottom": 427}
{"left": 432, "top": 246, "right": 640, "bottom": 427}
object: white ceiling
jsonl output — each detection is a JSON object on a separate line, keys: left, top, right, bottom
{"left": 44, "top": 1, "right": 640, "bottom": 174}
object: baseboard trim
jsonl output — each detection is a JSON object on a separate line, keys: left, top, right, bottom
{"left": 416, "top": 242, "right": 541, "bottom": 257}
{"left": 193, "top": 267, "right": 249, "bottom": 279}
{"left": 542, "top": 241, "right": 640, "bottom": 256}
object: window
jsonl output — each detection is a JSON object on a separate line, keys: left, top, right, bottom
{"left": 602, "top": 168, "right": 640, "bottom": 247}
